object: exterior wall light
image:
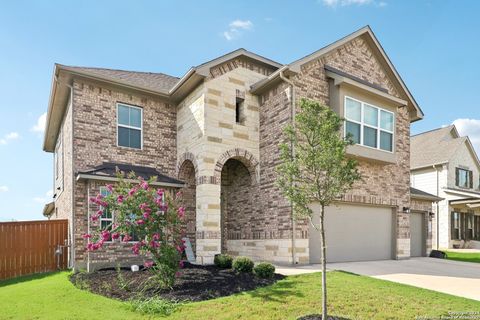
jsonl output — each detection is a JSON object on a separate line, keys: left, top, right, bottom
{"left": 403, "top": 207, "right": 411, "bottom": 214}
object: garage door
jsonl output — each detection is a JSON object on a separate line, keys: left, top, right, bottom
{"left": 309, "top": 203, "right": 394, "bottom": 263}
{"left": 410, "top": 212, "right": 425, "bottom": 257}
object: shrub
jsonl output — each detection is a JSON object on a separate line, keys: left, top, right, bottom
{"left": 232, "top": 256, "right": 254, "bottom": 273}
{"left": 254, "top": 262, "right": 275, "bottom": 278}
{"left": 129, "top": 297, "right": 177, "bottom": 316}
{"left": 83, "top": 173, "right": 186, "bottom": 289}
{"left": 214, "top": 254, "right": 233, "bottom": 268}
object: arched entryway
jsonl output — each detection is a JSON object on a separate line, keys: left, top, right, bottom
{"left": 220, "top": 159, "right": 253, "bottom": 253}
{"left": 178, "top": 159, "right": 197, "bottom": 255}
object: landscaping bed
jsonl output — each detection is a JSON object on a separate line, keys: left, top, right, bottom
{"left": 70, "top": 262, "right": 284, "bottom": 302}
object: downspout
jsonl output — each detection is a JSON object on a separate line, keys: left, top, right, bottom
{"left": 279, "top": 70, "right": 297, "bottom": 264}
{"left": 433, "top": 164, "right": 440, "bottom": 250}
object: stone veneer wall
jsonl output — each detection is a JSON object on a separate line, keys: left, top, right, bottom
{"left": 71, "top": 78, "right": 178, "bottom": 270}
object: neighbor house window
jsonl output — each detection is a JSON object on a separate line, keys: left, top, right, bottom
{"left": 467, "top": 213, "right": 474, "bottom": 240}
{"left": 117, "top": 103, "right": 142, "bottom": 149}
{"left": 475, "top": 215, "right": 480, "bottom": 241}
{"left": 451, "top": 212, "right": 460, "bottom": 240}
{"left": 455, "top": 168, "right": 473, "bottom": 189}
{"left": 344, "top": 96, "right": 394, "bottom": 152}
{"left": 99, "top": 187, "right": 113, "bottom": 240}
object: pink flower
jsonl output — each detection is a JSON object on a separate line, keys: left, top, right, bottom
{"left": 175, "top": 191, "right": 182, "bottom": 199}
{"left": 150, "top": 240, "right": 160, "bottom": 248}
{"left": 176, "top": 245, "right": 184, "bottom": 253}
{"left": 177, "top": 207, "right": 185, "bottom": 219}
{"left": 111, "top": 232, "right": 120, "bottom": 240}
{"left": 128, "top": 187, "right": 137, "bottom": 197}
{"left": 152, "top": 233, "right": 160, "bottom": 241}
{"left": 96, "top": 210, "right": 103, "bottom": 216}
{"left": 82, "top": 234, "right": 92, "bottom": 239}
{"left": 91, "top": 214, "right": 99, "bottom": 222}
{"left": 144, "top": 260, "right": 154, "bottom": 268}
{"left": 117, "top": 195, "right": 124, "bottom": 203}
{"left": 122, "top": 234, "right": 132, "bottom": 242}
{"left": 136, "top": 219, "right": 145, "bottom": 225}
{"left": 143, "top": 212, "right": 150, "bottom": 220}
{"left": 179, "top": 260, "right": 184, "bottom": 268}
{"left": 156, "top": 189, "right": 165, "bottom": 197}
{"left": 132, "top": 243, "right": 141, "bottom": 255}
{"left": 140, "top": 181, "right": 149, "bottom": 190}
{"left": 101, "top": 230, "right": 111, "bottom": 241}
{"left": 106, "top": 184, "right": 113, "bottom": 192}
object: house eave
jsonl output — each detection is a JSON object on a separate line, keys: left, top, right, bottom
{"left": 76, "top": 173, "right": 185, "bottom": 188}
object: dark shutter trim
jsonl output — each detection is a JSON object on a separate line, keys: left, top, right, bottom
{"left": 469, "top": 170, "right": 473, "bottom": 188}
{"left": 455, "top": 168, "right": 460, "bottom": 187}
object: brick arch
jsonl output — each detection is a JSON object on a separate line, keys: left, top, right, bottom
{"left": 214, "top": 148, "right": 259, "bottom": 185}
{"left": 177, "top": 152, "right": 198, "bottom": 179}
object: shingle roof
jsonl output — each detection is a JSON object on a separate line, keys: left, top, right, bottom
{"left": 410, "top": 187, "right": 443, "bottom": 201}
{"left": 78, "top": 162, "right": 184, "bottom": 186}
{"left": 59, "top": 65, "right": 180, "bottom": 93}
{"left": 411, "top": 125, "right": 465, "bottom": 169}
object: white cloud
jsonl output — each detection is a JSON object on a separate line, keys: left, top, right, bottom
{"left": 322, "top": 0, "right": 386, "bottom": 7}
{"left": 32, "top": 112, "right": 47, "bottom": 133}
{"left": 223, "top": 19, "right": 254, "bottom": 41}
{"left": 0, "top": 132, "right": 19, "bottom": 145}
{"left": 0, "top": 186, "right": 9, "bottom": 192}
{"left": 33, "top": 190, "right": 53, "bottom": 204}
{"left": 452, "top": 118, "right": 480, "bottom": 154}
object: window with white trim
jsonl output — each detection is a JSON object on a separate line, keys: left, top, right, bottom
{"left": 99, "top": 187, "right": 113, "bottom": 239}
{"left": 117, "top": 103, "right": 142, "bottom": 149}
{"left": 344, "top": 96, "right": 394, "bottom": 152}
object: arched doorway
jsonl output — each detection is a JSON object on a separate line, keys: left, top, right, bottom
{"left": 220, "top": 158, "right": 253, "bottom": 253}
{"left": 178, "top": 159, "right": 197, "bottom": 255}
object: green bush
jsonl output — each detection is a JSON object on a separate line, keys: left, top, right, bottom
{"left": 232, "top": 256, "right": 254, "bottom": 273}
{"left": 129, "top": 297, "right": 177, "bottom": 316}
{"left": 254, "top": 262, "right": 275, "bottom": 278}
{"left": 214, "top": 254, "right": 233, "bottom": 268}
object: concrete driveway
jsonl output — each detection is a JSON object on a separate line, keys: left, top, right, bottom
{"left": 329, "top": 258, "right": 480, "bottom": 301}
{"left": 276, "top": 258, "right": 480, "bottom": 301}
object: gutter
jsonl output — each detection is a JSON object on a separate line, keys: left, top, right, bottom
{"left": 279, "top": 70, "right": 297, "bottom": 265}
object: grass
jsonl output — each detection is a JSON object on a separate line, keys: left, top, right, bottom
{"left": 1, "top": 271, "right": 479, "bottom": 320}
{"left": 445, "top": 250, "right": 480, "bottom": 264}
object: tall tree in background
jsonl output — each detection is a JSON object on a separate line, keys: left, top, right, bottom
{"left": 277, "top": 98, "right": 361, "bottom": 319}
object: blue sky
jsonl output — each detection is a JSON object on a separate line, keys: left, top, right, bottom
{"left": 0, "top": 0, "right": 479, "bottom": 221}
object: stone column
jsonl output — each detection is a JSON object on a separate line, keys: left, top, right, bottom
{"left": 195, "top": 181, "right": 221, "bottom": 264}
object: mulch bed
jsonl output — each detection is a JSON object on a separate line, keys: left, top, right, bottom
{"left": 70, "top": 262, "right": 283, "bottom": 302}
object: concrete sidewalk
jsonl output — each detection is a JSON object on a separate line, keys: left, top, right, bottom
{"left": 276, "top": 258, "right": 480, "bottom": 301}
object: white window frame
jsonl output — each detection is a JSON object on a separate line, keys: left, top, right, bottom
{"left": 344, "top": 96, "right": 395, "bottom": 153}
{"left": 99, "top": 187, "right": 114, "bottom": 242}
{"left": 116, "top": 103, "right": 143, "bottom": 150}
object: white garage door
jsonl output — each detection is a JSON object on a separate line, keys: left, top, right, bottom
{"left": 309, "top": 203, "right": 394, "bottom": 263}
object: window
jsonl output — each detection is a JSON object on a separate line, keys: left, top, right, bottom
{"left": 344, "top": 96, "right": 394, "bottom": 152}
{"left": 235, "top": 97, "right": 245, "bottom": 124}
{"left": 466, "top": 213, "right": 474, "bottom": 240}
{"left": 99, "top": 187, "right": 113, "bottom": 240}
{"left": 455, "top": 168, "right": 473, "bottom": 189}
{"left": 117, "top": 103, "right": 142, "bottom": 149}
{"left": 451, "top": 212, "right": 460, "bottom": 240}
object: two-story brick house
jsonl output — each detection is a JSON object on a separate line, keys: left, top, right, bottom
{"left": 43, "top": 26, "right": 437, "bottom": 271}
{"left": 411, "top": 125, "right": 480, "bottom": 249}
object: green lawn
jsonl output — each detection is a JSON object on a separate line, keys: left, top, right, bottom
{"left": 1, "top": 271, "right": 479, "bottom": 320}
{"left": 445, "top": 251, "right": 480, "bottom": 264}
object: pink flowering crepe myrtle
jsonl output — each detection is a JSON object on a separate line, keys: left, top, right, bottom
{"left": 83, "top": 172, "right": 187, "bottom": 287}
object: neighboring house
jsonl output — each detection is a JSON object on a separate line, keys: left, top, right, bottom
{"left": 411, "top": 125, "right": 480, "bottom": 249}
{"left": 42, "top": 26, "right": 437, "bottom": 271}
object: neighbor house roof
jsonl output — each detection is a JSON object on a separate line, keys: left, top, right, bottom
{"left": 410, "top": 187, "right": 443, "bottom": 202}
{"left": 411, "top": 125, "right": 480, "bottom": 170}
{"left": 76, "top": 162, "right": 185, "bottom": 188}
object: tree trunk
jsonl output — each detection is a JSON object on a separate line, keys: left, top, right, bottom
{"left": 320, "top": 204, "right": 327, "bottom": 319}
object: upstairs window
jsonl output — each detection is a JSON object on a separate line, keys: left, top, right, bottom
{"left": 344, "top": 96, "right": 394, "bottom": 152}
{"left": 235, "top": 97, "right": 245, "bottom": 124}
{"left": 455, "top": 168, "right": 473, "bottom": 189}
{"left": 117, "top": 103, "right": 142, "bottom": 149}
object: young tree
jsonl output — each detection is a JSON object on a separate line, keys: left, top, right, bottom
{"left": 277, "top": 98, "right": 361, "bottom": 319}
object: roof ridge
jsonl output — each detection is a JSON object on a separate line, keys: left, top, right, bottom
{"left": 411, "top": 125, "right": 454, "bottom": 138}
{"left": 58, "top": 64, "right": 180, "bottom": 79}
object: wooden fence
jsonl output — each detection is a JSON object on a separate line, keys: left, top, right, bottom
{"left": 0, "top": 219, "right": 68, "bottom": 280}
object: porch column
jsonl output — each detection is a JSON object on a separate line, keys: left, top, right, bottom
{"left": 195, "top": 181, "right": 221, "bottom": 264}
